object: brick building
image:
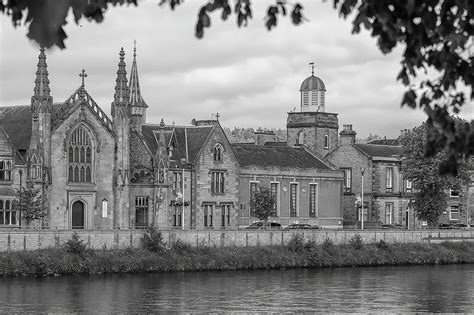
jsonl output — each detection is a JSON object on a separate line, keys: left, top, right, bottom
{"left": 0, "top": 48, "right": 343, "bottom": 230}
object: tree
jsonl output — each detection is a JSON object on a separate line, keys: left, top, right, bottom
{"left": 249, "top": 185, "right": 275, "bottom": 228}
{"left": 13, "top": 182, "right": 46, "bottom": 226}
{"left": 400, "top": 120, "right": 471, "bottom": 227}
{"left": 1, "top": 0, "right": 472, "bottom": 175}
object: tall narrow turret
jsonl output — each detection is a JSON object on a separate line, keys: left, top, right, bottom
{"left": 128, "top": 42, "right": 148, "bottom": 130}
{"left": 111, "top": 47, "right": 131, "bottom": 229}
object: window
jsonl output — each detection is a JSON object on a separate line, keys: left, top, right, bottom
{"left": 302, "top": 91, "right": 309, "bottom": 107}
{"left": 0, "top": 160, "right": 12, "bottom": 181}
{"left": 249, "top": 181, "right": 259, "bottom": 216}
{"left": 342, "top": 168, "right": 352, "bottom": 194}
{"left": 173, "top": 206, "right": 182, "bottom": 227}
{"left": 311, "top": 90, "right": 319, "bottom": 107}
{"left": 221, "top": 204, "right": 231, "bottom": 227}
{"left": 450, "top": 189, "right": 459, "bottom": 197}
{"left": 213, "top": 144, "right": 223, "bottom": 162}
{"left": 297, "top": 131, "right": 305, "bottom": 145}
{"left": 173, "top": 172, "right": 183, "bottom": 191}
{"left": 211, "top": 171, "right": 225, "bottom": 194}
{"left": 406, "top": 179, "right": 412, "bottom": 192}
{"left": 203, "top": 204, "right": 214, "bottom": 227}
{"left": 309, "top": 183, "right": 317, "bottom": 217}
{"left": 270, "top": 182, "right": 279, "bottom": 216}
{"left": 324, "top": 134, "right": 329, "bottom": 150}
{"left": 135, "top": 197, "right": 149, "bottom": 228}
{"left": 68, "top": 126, "right": 93, "bottom": 183}
{"left": 386, "top": 167, "right": 393, "bottom": 192}
{"left": 0, "top": 199, "right": 17, "bottom": 226}
{"left": 320, "top": 92, "right": 325, "bottom": 107}
{"left": 384, "top": 202, "right": 394, "bottom": 224}
{"left": 449, "top": 205, "right": 460, "bottom": 220}
{"left": 290, "top": 183, "right": 298, "bottom": 217}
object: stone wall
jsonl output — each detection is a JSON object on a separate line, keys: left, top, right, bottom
{"left": 1, "top": 229, "right": 472, "bottom": 252}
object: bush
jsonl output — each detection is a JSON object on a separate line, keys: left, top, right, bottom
{"left": 349, "top": 234, "right": 363, "bottom": 250}
{"left": 141, "top": 226, "right": 167, "bottom": 253}
{"left": 171, "top": 239, "right": 194, "bottom": 254}
{"left": 376, "top": 239, "right": 389, "bottom": 249}
{"left": 322, "top": 238, "right": 334, "bottom": 250}
{"left": 65, "top": 232, "right": 86, "bottom": 255}
{"left": 287, "top": 233, "right": 305, "bottom": 252}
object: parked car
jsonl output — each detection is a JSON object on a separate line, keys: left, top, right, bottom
{"left": 438, "top": 223, "right": 453, "bottom": 229}
{"left": 284, "top": 223, "right": 320, "bottom": 230}
{"left": 245, "top": 221, "right": 282, "bottom": 229}
{"left": 381, "top": 223, "right": 407, "bottom": 230}
{"left": 451, "top": 223, "right": 471, "bottom": 230}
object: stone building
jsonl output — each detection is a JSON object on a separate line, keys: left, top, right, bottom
{"left": 0, "top": 48, "right": 344, "bottom": 230}
{"left": 326, "top": 125, "right": 472, "bottom": 228}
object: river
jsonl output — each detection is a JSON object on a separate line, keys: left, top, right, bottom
{"left": 0, "top": 264, "right": 473, "bottom": 313}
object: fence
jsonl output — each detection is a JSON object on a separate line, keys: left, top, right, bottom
{"left": 0, "top": 229, "right": 473, "bottom": 252}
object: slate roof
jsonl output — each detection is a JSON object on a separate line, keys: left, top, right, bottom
{"left": 367, "top": 139, "right": 400, "bottom": 146}
{"left": 140, "top": 124, "right": 213, "bottom": 165}
{"left": 0, "top": 103, "right": 78, "bottom": 150}
{"left": 231, "top": 143, "right": 332, "bottom": 170}
{"left": 353, "top": 143, "right": 402, "bottom": 158}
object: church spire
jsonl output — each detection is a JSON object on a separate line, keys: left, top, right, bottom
{"left": 31, "top": 46, "right": 53, "bottom": 113}
{"left": 112, "top": 47, "right": 129, "bottom": 118}
{"left": 128, "top": 41, "right": 147, "bottom": 108}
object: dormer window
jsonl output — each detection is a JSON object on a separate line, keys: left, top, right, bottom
{"left": 213, "top": 144, "right": 223, "bottom": 162}
{"left": 0, "top": 160, "right": 12, "bottom": 181}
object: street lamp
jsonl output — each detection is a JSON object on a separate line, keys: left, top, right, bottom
{"left": 361, "top": 167, "right": 366, "bottom": 230}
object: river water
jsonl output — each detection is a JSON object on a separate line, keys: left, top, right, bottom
{"left": 0, "top": 265, "right": 473, "bottom": 313}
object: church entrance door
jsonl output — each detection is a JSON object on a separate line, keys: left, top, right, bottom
{"left": 72, "top": 201, "right": 85, "bottom": 229}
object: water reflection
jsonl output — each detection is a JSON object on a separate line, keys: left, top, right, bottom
{"left": 0, "top": 265, "right": 473, "bottom": 313}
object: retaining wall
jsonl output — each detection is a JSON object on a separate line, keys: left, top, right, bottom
{"left": 0, "top": 229, "right": 473, "bottom": 252}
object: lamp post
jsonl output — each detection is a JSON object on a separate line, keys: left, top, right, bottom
{"left": 361, "top": 167, "right": 365, "bottom": 230}
{"left": 19, "top": 169, "right": 22, "bottom": 228}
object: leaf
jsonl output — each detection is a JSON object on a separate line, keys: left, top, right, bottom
{"left": 401, "top": 89, "right": 417, "bottom": 108}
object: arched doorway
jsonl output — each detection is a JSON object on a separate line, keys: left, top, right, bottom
{"left": 72, "top": 200, "right": 85, "bottom": 229}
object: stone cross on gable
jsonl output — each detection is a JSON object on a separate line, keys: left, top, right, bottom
{"left": 79, "top": 69, "right": 87, "bottom": 86}
{"left": 215, "top": 113, "right": 220, "bottom": 121}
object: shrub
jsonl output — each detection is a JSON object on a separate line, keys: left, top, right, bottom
{"left": 349, "top": 234, "right": 363, "bottom": 250}
{"left": 141, "top": 226, "right": 167, "bottom": 253}
{"left": 171, "top": 239, "right": 194, "bottom": 254}
{"left": 322, "top": 237, "right": 334, "bottom": 250}
{"left": 287, "top": 233, "right": 305, "bottom": 252}
{"left": 376, "top": 239, "right": 389, "bottom": 249}
{"left": 65, "top": 232, "right": 86, "bottom": 255}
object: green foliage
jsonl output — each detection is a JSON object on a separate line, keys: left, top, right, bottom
{"left": 141, "top": 226, "right": 167, "bottom": 253}
{"left": 376, "top": 240, "right": 389, "bottom": 250}
{"left": 65, "top": 232, "right": 86, "bottom": 255}
{"left": 400, "top": 121, "right": 471, "bottom": 226}
{"left": 13, "top": 182, "right": 46, "bottom": 225}
{"left": 322, "top": 238, "right": 334, "bottom": 250}
{"left": 349, "top": 234, "right": 363, "bottom": 250}
{"left": 287, "top": 233, "right": 305, "bottom": 253}
{"left": 170, "top": 239, "right": 194, "bottom": 255}
{"left": 249, "top": 185, "right": 276, "bottom": 226}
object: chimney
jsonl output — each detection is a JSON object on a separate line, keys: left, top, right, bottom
{"left": 339, "top": 124, "right": 356, "bottom": 145}
{"left": 254, "top": 128, "right": 275, "bottom": 146}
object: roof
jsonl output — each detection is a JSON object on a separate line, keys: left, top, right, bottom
{"left": 231, "top": 143, "right": 332, "bottom": 170}
{"left": 353, "top": 143, "right": 403, "bottom": 158}
{"left": 367, "top": 139, "right": 400, "bottom": 146}
{"left": 0, "top": 105, "right": 32, "bottom": 150}
{"left": 300, "top": 75, "right": 326, "bottom": 92}
{"left": 140, "top": 124, "right": 213, "bottom": 165}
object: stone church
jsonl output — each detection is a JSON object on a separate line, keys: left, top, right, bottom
{"left": 0, "top": 47, "right": 344, "bottom": 230}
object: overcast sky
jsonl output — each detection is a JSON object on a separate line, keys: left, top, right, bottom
{"left": 0, "top": 1, "right": 469, "bottom": 139}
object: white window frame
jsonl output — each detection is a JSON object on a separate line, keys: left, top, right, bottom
{"left": 270, "top": 181, "right": 280, "bottom": 217}
{"left": 289, "top": 182, "right": 299, "bottom": 217}
{"left": 386, "top": 167, "right": 393, "bottom": 191}
{"left": 406, "top": 179, "right": 412, "bottom": 190}
{"left": 309, "top": 183, "right": 318, "bottom": 217}
{"left": 449, "top": 205, "right": 460, "bottom": 221}
{"left": 342, "top": 168, "right": 351, "bottom": 194}
{"left": 449, "top": 189, "right": 459, "bottom": 197}
{"left": 249, "top": 180, "right": 260, "bottom": 217}
{"left": 324, "top": 134, "right": 329, "bottom": 150}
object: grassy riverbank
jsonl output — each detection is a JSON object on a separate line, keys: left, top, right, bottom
{"left": 0, "top": 233, "right": 473, "bottom": 277}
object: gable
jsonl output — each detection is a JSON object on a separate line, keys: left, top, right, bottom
{"left": 0, "top": 128, "right": 13, "bottom": 156}
{"left": 326, "top": 144, "right": 368, "bottom": 168}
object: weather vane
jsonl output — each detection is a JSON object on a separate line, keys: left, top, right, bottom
{"left": 309, "top": 62, "right": 315, "bottom": 75}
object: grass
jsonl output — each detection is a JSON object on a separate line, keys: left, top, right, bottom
{"left": 0, "top": 233, "right": 472, "bottom": 277}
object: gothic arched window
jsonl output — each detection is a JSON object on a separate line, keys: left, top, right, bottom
{"left": 213, "top": 144, "right": 223, "bottom": 162}
{"left": 68, "top": 126, "right": 93, "bottom": 183}
{"left": 297, "top": 131, "right": 305, "bottom": 145}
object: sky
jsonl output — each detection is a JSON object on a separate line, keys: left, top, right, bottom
{"left": 0, "top": 1, "right": 470, "bottom": 139}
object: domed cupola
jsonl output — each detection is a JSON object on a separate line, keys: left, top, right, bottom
{"left": 300, "top": 63, "right": 326, "bottom": 112}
